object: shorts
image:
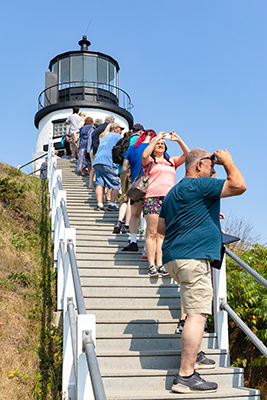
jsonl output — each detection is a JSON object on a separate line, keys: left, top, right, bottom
{"left": 164, "top": 259, "right": 212, "bottom": 315}
{"left": 119, "top": 172, "right": 131, "bottom": 203}
{"left": 94, "top": 164, "right": 120, "bottom": 190}
{"left": 142, "top": 196, "right": 165, "bottom": 216}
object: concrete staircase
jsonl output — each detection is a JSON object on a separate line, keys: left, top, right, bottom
{"left": 58, "top": 158, "right": 260, "bottom": 400}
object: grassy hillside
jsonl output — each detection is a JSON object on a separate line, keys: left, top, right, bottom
{"left": 0, "top": 163, "right": 61, "bottom": 399}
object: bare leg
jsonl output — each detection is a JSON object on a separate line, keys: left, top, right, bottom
{"left": 118, "top": 202, "right": 127, "bottom": 222}
{"left": 129, "top": 201, "right": 142, "bottom": 235}
{"left": 179, "top": 313, "right": 207, "bottom": 376}
{"left": 125, "top": 200, "right": 131, "bottom": 226}
{"left": 89, "top": 167, "right": 95, "bottom": 187}
{"left": 106, "top": 187, "right": 111, "bottom": 202}
{"left": 145, "top": 214, "right": 159, "bottom": 267}
{"left": 111, "top": 188, "right": 119, "bottom": 203}
{"left": 156, "top": 230, "right": 164, "bottom": 267}
{"left": 95, "top": 185, "right": 104, "bottom": 204}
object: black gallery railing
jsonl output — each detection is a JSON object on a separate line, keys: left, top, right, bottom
{"left": 38, "top": 81, "right": 133, "bottom": 112}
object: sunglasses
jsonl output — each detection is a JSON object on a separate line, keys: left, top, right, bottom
{"left": 200, "top": 153, "right": 216, "bottom": 162}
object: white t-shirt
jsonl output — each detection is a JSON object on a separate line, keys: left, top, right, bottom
{"left": 66, "top": 114, "right": 83, "bottom": 134}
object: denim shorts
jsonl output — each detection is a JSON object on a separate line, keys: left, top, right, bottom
{"left": 94, "top": 164, "right": 120, "bottom": 190}
{"left": 164, "top": 259, "right": 212, "bottom": 315}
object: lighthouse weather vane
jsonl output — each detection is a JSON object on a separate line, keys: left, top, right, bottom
{"left": 85, "top": 19, "right": 92, "bottom": 36}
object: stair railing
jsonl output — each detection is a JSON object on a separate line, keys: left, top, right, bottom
{"left": 47, "top": 139, "right": 107, "bottom": 400}
{"left": 220, "top": 247, "right": 267, "bottom": 357}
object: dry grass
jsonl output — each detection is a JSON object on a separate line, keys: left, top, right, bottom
{"left": 0, "top": 163, "right": 60, "bottom": 399}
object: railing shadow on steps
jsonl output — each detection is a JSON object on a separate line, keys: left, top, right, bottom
{"left": 47, "top": 139, "right": 107, "bottom": 400}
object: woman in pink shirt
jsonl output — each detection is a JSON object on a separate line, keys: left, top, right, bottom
{"left": 141, "top": 131, "right": 190, "bottom": 276}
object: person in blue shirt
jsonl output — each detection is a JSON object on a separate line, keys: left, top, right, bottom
{"left": 121, "top": 129, "right": 157, "bottom": 251}
{"left": 93, "top": 123, "right": 124, "bottom": 211}
{"left": 158, "top": 148, "right": 246, "bottom": 394}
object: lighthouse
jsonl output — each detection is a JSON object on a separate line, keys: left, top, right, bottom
{"left": 33, "top": 36, "right": 134, "bottom": 166}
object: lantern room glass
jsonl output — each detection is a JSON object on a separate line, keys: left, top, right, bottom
{"left": 51, "top": 54, "right": 118, "bottom": 93}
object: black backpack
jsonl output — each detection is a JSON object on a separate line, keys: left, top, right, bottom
{"left": 112, "top": 135, "right": 136, "bottom": 165}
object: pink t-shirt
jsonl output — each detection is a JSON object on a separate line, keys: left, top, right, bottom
{"left": 144, "top": 158, "right": 177, "bottom": 198}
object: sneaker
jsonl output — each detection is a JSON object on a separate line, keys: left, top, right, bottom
{"left": 172, "top": 370, "right": 218, "bottom": 394}
{"left": 121, "top": 225, "right": 130, "bottom": 234}
{"left": 194, "top": 351, "right": 216, "bottom": 370}
{"left": 113, "top": 221, "right": 122, "bottom": 233}
{"left": 107, "top": 204, "right": 118, "bottom": 211}
{"left": 148, "top": 265, "right": 159, "bottom": 277}
{"left": 157, "top": 266, "right": 169, "bottom": 276}
{"left": 141, "top": 248, "right": 148, "bottom": 259}
{"left": 175, "top": 319, "right": 186, "bottom": 334}
{"left": 94, "top": 205, "right": 105, "bottom": 211}
{"left": 122, "top": 242, "right": 138, "bottom": 251}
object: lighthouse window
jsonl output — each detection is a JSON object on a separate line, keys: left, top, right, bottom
{"left": 53, "top": 122, "right": 67, "bottom": 138}
{"left": 51, "top": 62, "right": 58, "bottom": 74}
{"left": 84, "top": 55, "right": 97, "bottom": 86}
{"left": 70, "top": 56, "right": 83, "bottom": 86}
{"left": 98, "top": 58, "right": 108, "bottom": 88}
{"left": 59, "top": 58, "right": 70, "bottom": 88}
{"left": 109, "top": 63, "right": 117, "bottom": 94}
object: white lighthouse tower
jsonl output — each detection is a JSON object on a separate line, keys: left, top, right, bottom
{"left": 33, "top": 36, "right": 133, "bottom": 164}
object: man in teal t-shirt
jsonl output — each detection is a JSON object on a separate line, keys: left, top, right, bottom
{"left": 158, "top": 148, "right": 246, "bottom": 394}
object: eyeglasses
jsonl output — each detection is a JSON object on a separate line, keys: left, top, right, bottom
{"left": 200, "top": 154, "right": 216, "bottom": 162}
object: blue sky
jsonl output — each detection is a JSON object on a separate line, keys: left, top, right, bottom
{"left": 0, "top": 0, "right": 266, "bottom": 243}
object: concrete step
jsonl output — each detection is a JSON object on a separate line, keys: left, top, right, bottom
{"left": 86, "top": 308, "right": 180, "bottom": 320}
{"left": 76, "top": 239, "right": 144, "bottom": 247}
{"left": 85, "top": 297, "right": 180, "bottom": 309}
{"left": 105, "top": 387, "right": 260, "bottom": 400}
{"left": 95, "top": 320, "right": 179, "bottom": 336}
{"left": 96, "top": 349, "right": 229, "bottom": 370}
{"left": 80, "top": 276, "right": 178, "bottom": 287}
{"left": 79, "top": 268, "right": 165, "bottom": 277}
{"left": 77, "top": 260, "right": 149, "bottom": 267}
{"left": 82, "top": 286, "right": 180, "bottom": 297}
{"left": 76, "top": 253, "right": 149, "bottom": 261}
{"left": 101, "top": 367, "right": 244, "bottom": 392}
{"left": 96, "top": 334, "right": 217, "bottom": 352}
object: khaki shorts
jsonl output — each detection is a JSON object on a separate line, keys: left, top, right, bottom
{"left": 119, "top": 172, "right": 131, "bottom": 203}
{"left": 164, "top": 259, "right": 212, "bottom": 315}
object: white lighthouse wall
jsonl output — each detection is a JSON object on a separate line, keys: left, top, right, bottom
{"left": 32, "top": 108, "right": 130, "bottom": 174}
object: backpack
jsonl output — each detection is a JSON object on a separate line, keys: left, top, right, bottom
{"left": 112, "top": 135, "right": 136, "bottom": 165}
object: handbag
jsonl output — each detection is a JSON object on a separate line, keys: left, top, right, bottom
{"left": 127, "top": 162, "right": 153, "bottom": 202}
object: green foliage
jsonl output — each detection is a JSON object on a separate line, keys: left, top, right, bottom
{"left": 8, "top": 272, "right": 32, "bottom": 287}
{"left": 226, "top": 243, "right": 267, "bottom": 388}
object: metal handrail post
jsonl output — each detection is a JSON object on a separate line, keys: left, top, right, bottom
{"left": 76, "top": 315, "right": 98, "bottom": 400}
{"left": 82, "top": 330, "right": 107, "bottom": 400}
{"left": 67, "top": 241, "right": 86, "bottom": 315}
{"left": 67, "top": 297, "right": 77, "bottom": 375}
{"left": 212, "top": 254, "right": 229, "bottom": 354}
{"left": 51, "top": 190, "right": 66, "bottom": 239}
{"left": 57, "top": 240, "right": 65, "bottom": 310}
{"left": 62, "top": 230, "right": 77, "bottom": 399}
{"left": 220, "top": 301, "right": 267, "bottom": 358}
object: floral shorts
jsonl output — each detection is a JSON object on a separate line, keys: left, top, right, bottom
{"left": 142, "top": 196, "right": 165, "bottom": 216}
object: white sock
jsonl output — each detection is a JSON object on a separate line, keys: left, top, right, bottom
{"left": 98, "top": 203, "right": 104, "bottom": 207}
{"left": 130, "top": 233, "right": 137, "bottom": 243}
{"left": 110, "top": 202, "right": 115, "bottom": 206}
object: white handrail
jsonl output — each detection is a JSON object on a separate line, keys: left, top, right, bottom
{"left": 47, "top": 138, "right": 99, "bottom": 400}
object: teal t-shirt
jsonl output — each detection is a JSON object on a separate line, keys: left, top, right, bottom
{"left": 160, "top": 177, "right": 226, "bottom": 264}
